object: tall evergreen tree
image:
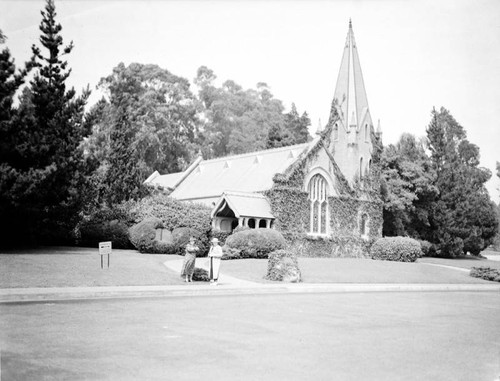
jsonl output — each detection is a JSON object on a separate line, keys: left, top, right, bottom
{"left": 380, "top": 133, "right": 438, "bottom": 238}
{"left": 426, "top": 107, "right": 497, "bottom": 256}
{"left": 0, "top": 0, "right": 90, "bottom": 245}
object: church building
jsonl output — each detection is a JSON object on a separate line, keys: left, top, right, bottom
{"left": 145, "top": 21, "right": 383, "bottom": 257}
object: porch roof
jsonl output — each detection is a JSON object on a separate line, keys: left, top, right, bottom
{"left": 211, "top": 192, "right": 275, "bottom": 219}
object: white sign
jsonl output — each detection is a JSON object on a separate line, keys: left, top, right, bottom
{"left": 99, "top": 241, "right": 112, "bottom": 255}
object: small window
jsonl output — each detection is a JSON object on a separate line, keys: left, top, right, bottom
{"left": 364, "top": 124, "right": 369, "bottom": 142}
{"left": 259, "top": 219, "right": 267, "bottom": 228}
{"left": 248, "top": 219, "right": 256, "bottom": 229}
{"left": 360, "top": 214, "right": 369, "bottom": 237}
{"left": 359, "top": 157, "right": 364, "bottom": 179}
{"left": 334, "top": 123, "right": 339, "bottom": 141}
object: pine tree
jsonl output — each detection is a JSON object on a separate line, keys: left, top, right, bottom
{"left": 426, "top": 107, "right": 498, "bottom": 256}
{"left": 0, "top": 0, "right": 90, "bottom": 245}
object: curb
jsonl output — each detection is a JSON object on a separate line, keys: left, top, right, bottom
{"left": 1, "top": 283, "right": 499, "bottom": 304}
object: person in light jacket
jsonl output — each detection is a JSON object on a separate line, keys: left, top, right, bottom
{"left": 208, "top": 238, "right": 223, "bottom": 285}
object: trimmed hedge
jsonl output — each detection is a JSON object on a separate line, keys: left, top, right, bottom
{"left": 192, "top": 267, "right": 210, "bottom": 282}
{"left": 470, "top": 267, "right": 500, "bottom": 282}
{"left": 265, "top": 249, "right": 301, "bottom": 282}
{"left": 371, "top": 237, "right": 422, "bottom": 262}
{"left": 223, "top": 228, "right": 287, "bottom": 259}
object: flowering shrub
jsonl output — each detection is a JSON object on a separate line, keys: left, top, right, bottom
{"left": 370, "top": 237, "right": 422, "bottom": 262}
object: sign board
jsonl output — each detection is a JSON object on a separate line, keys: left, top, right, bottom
{"left": 99, "top": 241, "right": 112, "bottom": 255}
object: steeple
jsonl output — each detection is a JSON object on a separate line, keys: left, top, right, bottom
{"left": 332, "top": 20, "right": 371, "bottom": 132}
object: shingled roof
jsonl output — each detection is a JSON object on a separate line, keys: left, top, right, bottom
{"left": 144, "top": 142, "right": 312, "bottom": 204}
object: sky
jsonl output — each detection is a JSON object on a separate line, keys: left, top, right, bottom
{"left": 2, "top": 0, "right": 500, "bottom": 201}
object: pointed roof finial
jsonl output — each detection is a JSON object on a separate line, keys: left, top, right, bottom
{"left": 316, "top": 118, "right": 323, "bottom": 135}
{"left": 376, "top": 119, "right": 382, "bottom": 135}
{"left": 349, "top": 18, "right": 352, "bottom": 28}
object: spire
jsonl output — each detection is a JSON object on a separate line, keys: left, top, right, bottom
{"left": 376, "top": 119, "right": 382, "bottom": 136}
{"left": 332, "top": 20, "right": 371, "bottom": 132}
{"left": 316, "top": 118, "right": 323, "bottom": 135}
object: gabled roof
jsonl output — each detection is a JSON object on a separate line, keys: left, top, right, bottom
{"left": 211, "top": 192, "right": 275, "bottom": 219}
{"left": 333, "top": 20, "right": 371, "bottom": 131}
{"left": 152, "top": 143, "right": 311, "bottom": 201}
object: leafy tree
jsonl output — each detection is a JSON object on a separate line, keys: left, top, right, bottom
{"left": 0, "top": 1, "right": 90, "bottom": 245}
{"left": 267, "top": 103, "right": 311, "bottom": 148}
{"left": 194, "top": 67, "right": 310, "bottom": 157}
{"left": 380, "top": 133, "right": 438, "bottom": 238}
{"left": 88, "top": 62, "right": 199, "bottom": 205}
{"left": 426, "top": 107, "right": 498, "bottom": 256}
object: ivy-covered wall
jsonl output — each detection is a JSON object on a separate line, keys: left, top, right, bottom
{"left": 265, "top": 133, "right": 383, "bottom": 258}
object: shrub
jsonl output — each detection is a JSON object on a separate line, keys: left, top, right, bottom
{"left": 211, "top": 230, "right": 232, "bottom": 245}
{"left": 172, "top": 227, "right": 205, "bottom": 255}
{"left": 78, "top": 207, "right": 132, "bottom": 249}
{"left": 470, "top": 267, "right": 500, "bottom": 282}
{"left": 265, "top": 249, "right": 301, "bottom": 282}
{"left": 224, "top": 228, "right": 287, "bottom": 259}
{"left": 221, "top": 246, "right": 243, "bottom": 260}
{"left": 417, "top": 240, "right": 436, "bottom": 257}
{"left": 129, "top": 217, "right": 176, "bottom": 254}
{"left": 192, "top": 267, "right": 210, "bottom": 282}
{"left": 127, "top": 194, "right": 211, "bottom": 234}
{"left": 232, "top": 226, "right": 251, "bottom": 234}
{"left": 370, "top": 237, "right": 422, "bottom": 262}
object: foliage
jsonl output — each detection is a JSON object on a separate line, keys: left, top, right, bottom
{"left": 86, "top": 62, "right": 200, "bottom": 205}
{"left": 266, "top": 103, "right": 311, "bottom": 148}
{"left": 172, "top": 227, "right": 206, "bottom": 255}
{"left": 469, "top": 267, "right": 500, "bottom": 282}
{"left": 192, "top": 267, "right": 210, "bottom": 282}
{"left": 125, "top": 193, "right": 211, "bottom": 253}
{"left": 380, "top": 133, "right": 438, "bottom": 238}
{"left": 194, "top": 66, "right": 309, "bottom": 158}
{"left": 77, "top": 207, "right": 131, "bottom": 249}
{"left": 223, "top": 228, "right": 287, "bottom": 259}
{"left": 211, "top": 230, "right": 232, "bottom": 245}
{"left": 265, "top": 249, "right": 301, "bottom": 282}
{"left": 426, "top": 107, "right": 498, "bottom": 257}
{"left": 370, "top": 237, "right": 422, "bottom": 262}
{"left": 416, "top": 240, "right": 436, "bottom": 257}
{"left": 128, "top": 193, "right": 211, "bottom": 235}
{"left": 129, "top": 216, "right": 175, "bottom": 254}
{"left": 0, "top": 0, "right": 90, "bottom": 245}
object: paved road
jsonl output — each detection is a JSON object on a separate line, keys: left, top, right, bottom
{"left": 1, "top": 292, "right": 499, "bottom": 380}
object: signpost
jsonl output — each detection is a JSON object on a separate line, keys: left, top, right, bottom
{"left": 99, "top": 241, "right": 112, "bottom": 269}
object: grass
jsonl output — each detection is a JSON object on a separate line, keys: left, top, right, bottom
{"left": 0, "top": 247, "right": 184, "bottom": 288}
{"left": 2, "top": 247, "right": 499, "bottom": 288}
{"left": 220, "top": 257, "right": 496, "bottom": 284}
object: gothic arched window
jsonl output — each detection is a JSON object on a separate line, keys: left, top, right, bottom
{"left": 308, "top": 174, "right": 329, "bottom": 235}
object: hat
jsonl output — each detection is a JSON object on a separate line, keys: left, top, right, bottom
{"left": 211, "top": 238, "right": 219, "bottom": 243}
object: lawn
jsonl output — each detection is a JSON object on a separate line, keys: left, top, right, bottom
{"left": 0, "top": 247, "right": 184, "bottom": 288}
{"left": 220, "top": 257, "right": 496, "bottom": 284}
{"left": 1, "top": 247, "right": 499, "bottom": 288}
